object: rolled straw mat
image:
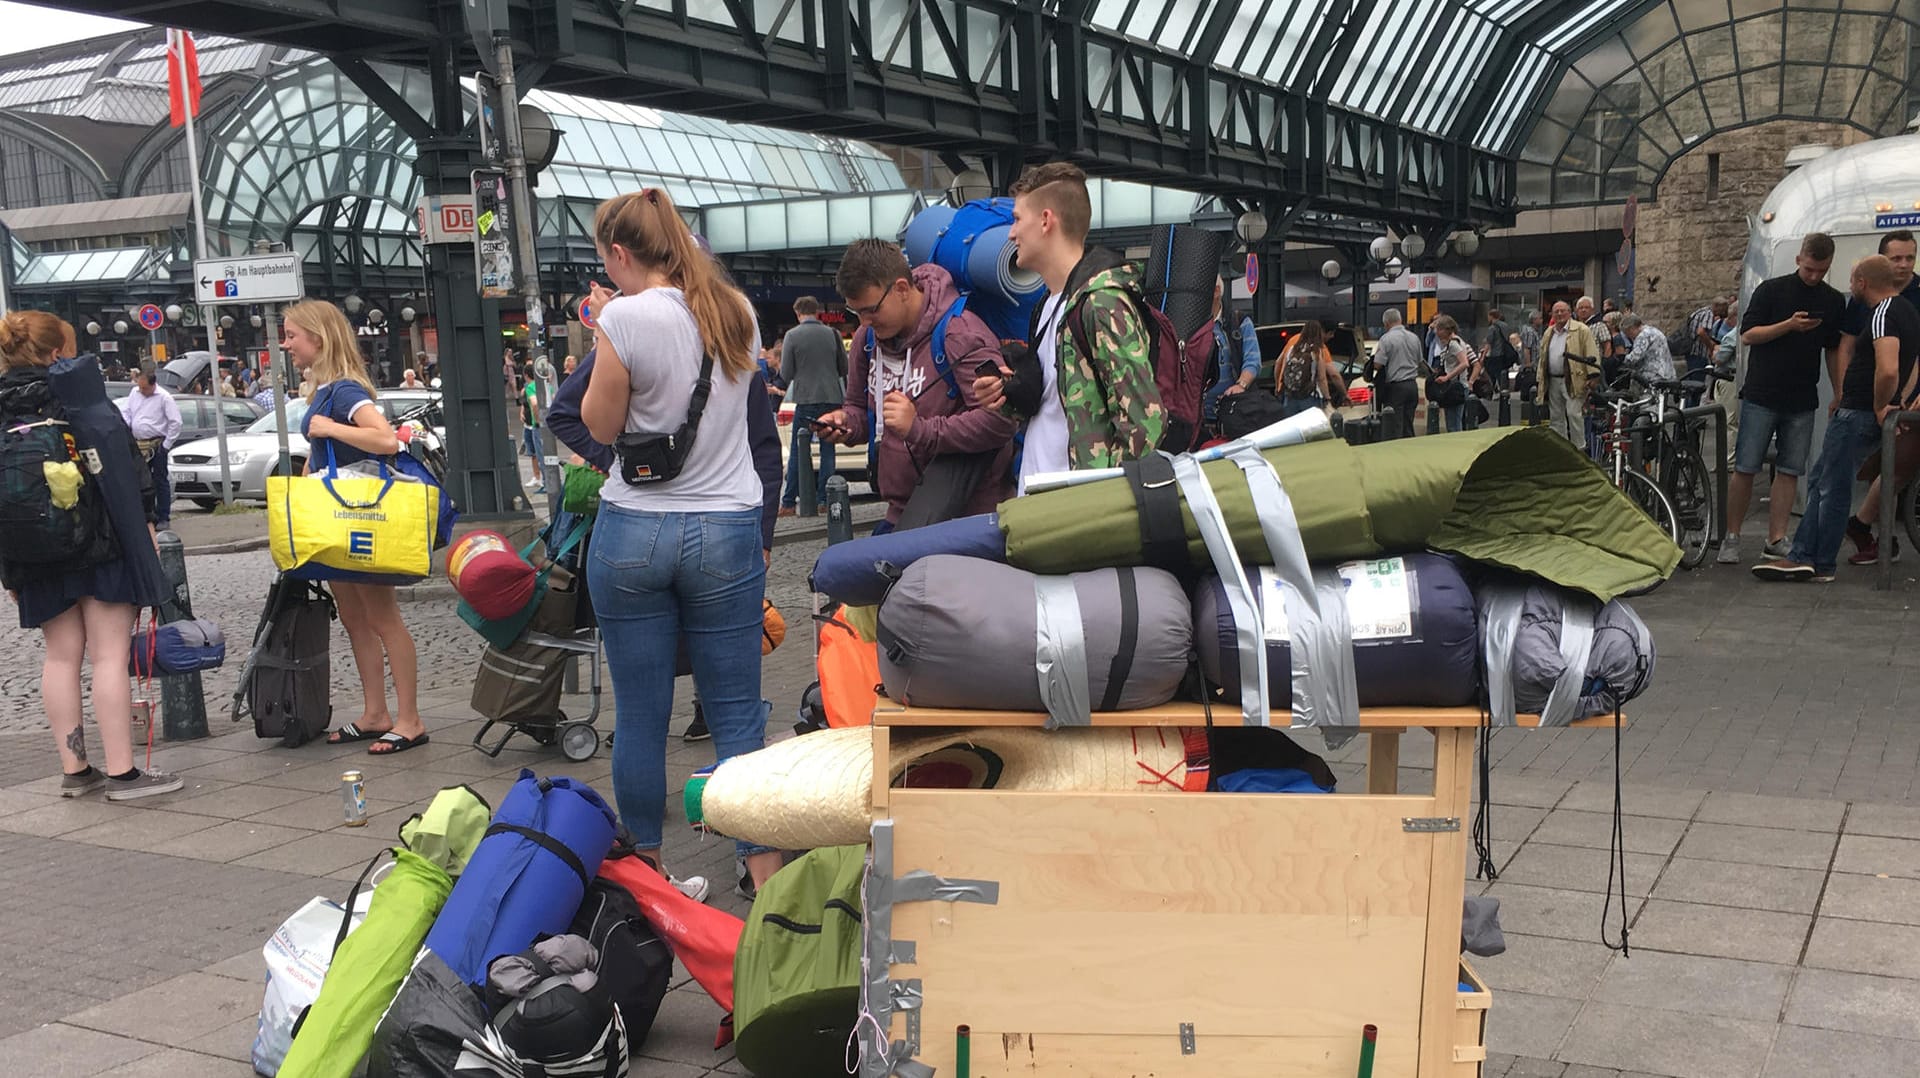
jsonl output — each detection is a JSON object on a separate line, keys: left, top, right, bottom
{"left": 692, "top": 724, "right": 1207, "bottom": 849}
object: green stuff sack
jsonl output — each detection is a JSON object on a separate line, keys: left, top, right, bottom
{"left": 562, "top": 463, "right": 606, "bottom": 516}
{"left": 276, "top": 785, "right": 489, "bottom": 1078}
{"left": 997, "top": 425, "right": 1680, "bottom": 602}
{"left": 733, "top": 845, "right": 868, "bottom": 1078}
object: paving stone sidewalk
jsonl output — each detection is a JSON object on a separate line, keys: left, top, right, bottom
{"left": 0, "top": 509, "right": 1915, "bottom": 1075}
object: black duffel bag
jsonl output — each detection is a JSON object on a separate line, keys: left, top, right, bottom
{"left": 1215, "top": 388, "right": 1288, "bottom": 440}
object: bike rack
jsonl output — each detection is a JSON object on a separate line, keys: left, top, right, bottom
{"left": 1676, "top": 402, "right": 1730, "bottom": 550}
{"left": 1875, "top": 409, "right": 1920, "bottom": 591}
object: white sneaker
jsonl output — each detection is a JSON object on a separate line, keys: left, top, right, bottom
{"left": 671, "top": 874, "right": 711, "bottom": 904}
{"left": 1763, "top": 537, "right": 1793, "bottom": 558}
{"left": 1715, "top": 536, "right": 1741, "bottom": 565}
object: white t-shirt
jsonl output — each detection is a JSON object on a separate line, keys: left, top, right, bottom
{"left": 1017, "top": 292, "right": 1070, "bottom": 493}
{"left": 595, "top": 287, "right": 760, "bottom": 513}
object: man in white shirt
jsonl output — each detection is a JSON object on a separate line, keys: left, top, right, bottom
{"left": 117, "top": 364, "right": 183, "bottom": 527}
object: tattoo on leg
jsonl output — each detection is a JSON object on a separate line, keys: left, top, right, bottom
{"left": 65, "top": 727, "right": 86, "bottom": 763}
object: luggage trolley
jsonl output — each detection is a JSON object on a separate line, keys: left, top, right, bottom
{"left": 468, "top": 514, "right": 606, "bottom": 762}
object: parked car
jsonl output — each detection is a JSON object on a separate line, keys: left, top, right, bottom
{"left": 173, "top": 394, "right": 267, "bottom": 445}
{"left": 776, "top": 398, "right": 873, "bottom": 487}
{"left": 1253, "top": 320, "right": 1377, "bottom": 426}
{"left": 169, "top": 391, "right": 443, "bottom": 508}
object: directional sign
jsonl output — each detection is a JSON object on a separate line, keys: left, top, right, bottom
{"left": 193, "top": 252, "right": 304, "bottom": 307}
{"left": 137, "top": 304, "right": 165, "bottom": 331}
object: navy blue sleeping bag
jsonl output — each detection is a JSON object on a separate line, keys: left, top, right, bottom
{"left": 130, "top": 619, "right": 225, "bottom": 677}
{"left": 809, "top": 511, "right": 1005, "bottom": 606}
{"left": 1193, "top": 552, "right": 1479, "bottom": 708}
{"left": 424, "top": 771, "right": 618, "bottom": 984}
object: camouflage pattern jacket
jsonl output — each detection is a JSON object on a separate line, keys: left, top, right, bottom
{"left": 1055, "top": 248, "right": 1164, "bottom": 470}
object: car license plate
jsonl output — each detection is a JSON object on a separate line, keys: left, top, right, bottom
{"left": 171, "top": 470, "right": 197, "bottom": 484}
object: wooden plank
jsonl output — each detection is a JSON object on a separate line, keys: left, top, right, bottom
{"left": 884, "top": 788, "right": 1432, "bottom": 1068}
{"left": 874, "top": 702, "right": 1624, "bottom": 730}
{"left": 1369, "top": 729, "right": 1402, "bottom": 794}
{"left": 871, "top": 724, "right": 891, "bottom": 816}
{"left": 1418, "top": 727, "right": 1476, "bottom": 1078}
{"left": 923, "top": 1028, "right": 1399, "bottom": 1077}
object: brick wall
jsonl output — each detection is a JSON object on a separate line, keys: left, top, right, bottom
{"left": 1632, "top": 121, "right": 1872, "bottom": 330}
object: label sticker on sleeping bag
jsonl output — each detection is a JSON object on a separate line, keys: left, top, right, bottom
{"left": 1260, "top": 557, "right": 1414, "bottom": 643}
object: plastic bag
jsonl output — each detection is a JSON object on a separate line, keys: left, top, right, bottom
{"left": 252, "top": 890, "right": 373, "bottom": 1075}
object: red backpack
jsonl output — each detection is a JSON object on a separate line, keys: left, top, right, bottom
{"left": 1067, "top": 284, "right": 1216, "bottom": 454}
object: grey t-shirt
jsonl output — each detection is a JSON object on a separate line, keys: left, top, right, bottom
{"left": 781, "top": 320, "right": 846, "bottom": 406}
{"left": 1374, "top": 325, "right": 1424, "bottom": 384}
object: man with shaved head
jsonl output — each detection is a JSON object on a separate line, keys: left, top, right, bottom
{"left": 1755, "top": 254, "right": 1920, "bottom": 582}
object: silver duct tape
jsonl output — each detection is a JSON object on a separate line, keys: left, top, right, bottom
{"left": 1540, "top": 594, "right": 1599, "bottom": 728}
{"left": 1226, "top": 445, "right": 1359, "bottom": 728}
{"left": 893, "top": 1058, "right": 936, "bottom": 1078}
{"left": 890, "top": 940, "right": 917, "bottom": 965}
{"left": 1480, "top": 585, "right": 1523, "bottom": 725}
{"left": 1169, "top": 453, "right": 1269, "bottom": 725}
{"left": 861, "top": 821, "right": 898, "bottom": 1078}
{"left": 1033, "top": 574, "right": 1092, "bottom": 729}
{"left": 890, "top": 979, "right": 923, "bottom": 1009}
{"left": 894, "top": 870, "right": 1001, "bottom": 905}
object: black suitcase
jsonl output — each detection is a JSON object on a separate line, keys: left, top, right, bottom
{"left": 237, "top": 576, "right": 335, "bottom": 747}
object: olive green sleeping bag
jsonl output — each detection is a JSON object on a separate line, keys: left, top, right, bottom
{"left": 733, "top": 845, "right": 867, "bottom": 1078}
{"left": 997, "top": 426, "right": 1680, "bottom": 602}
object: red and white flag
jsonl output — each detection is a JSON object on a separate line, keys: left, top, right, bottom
{"left": 166, "top": 28, "right": 201, "bottom": 128}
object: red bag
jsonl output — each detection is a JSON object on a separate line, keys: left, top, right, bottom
{"left": 599, "top": 852, "right": 745, "bottom": 1025}
{"left": 446, "top": 530, "right": 536, "bottom": 621}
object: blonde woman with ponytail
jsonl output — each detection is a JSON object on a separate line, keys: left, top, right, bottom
{"left": 581, "top": 187, "right": 779, "bottom": 901}
{"left": 281, "top": 300, "right": 427, "bottom": 756}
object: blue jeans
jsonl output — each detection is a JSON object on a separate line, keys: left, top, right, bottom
{"left": 587, "top": 503, "right": 771, "bottom": 856}
{"left": 1279, "top": 394, "right": 1323, "bottom": 419}
{"left": 782, "top": 402, "right": 835, "bottom": 508}
{"left": 1789, "top": 408, "right": 1882, "bottom": 574}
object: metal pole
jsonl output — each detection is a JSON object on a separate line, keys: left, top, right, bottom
{"left": 796, "top": 427, "right": 817, "bottom": 517}
{"left": 154, "top": 530, "right": 208, "bottom": 740}
{"left": 172, "top": 27, "right": 231, "bottom": 506}
{"left": 825, "top": 474, "right": 853, "bottom": 545}
{"left": 492, "top": 37, "right": 561, "bottom": 515}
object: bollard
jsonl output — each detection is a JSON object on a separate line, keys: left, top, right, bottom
{"left": 154, "top": 531, "right": 209, "bottom": 741}
{"left": 825, "top": 475, "right": 853, "bottom": 546}
{"left": 1497, "top": 392, "right": 1512, "bottom": 427}
{"left": 1427, "top": 399, "right": 1441, "bottom": 435}
{"left": 796, "top": 426, "right": 818, "bottom": 518}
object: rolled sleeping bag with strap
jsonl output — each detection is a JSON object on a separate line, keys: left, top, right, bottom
{"left": 808, "top": 512, "right": 1006, "bottom": 607}
{"left": 1193, "top": 552, "right": 1480, "bottom": 709}
{"left": 875, "top": 554, "right": 1191, "bottom": 726}
{"left": 423, "top": 771, "right": 618, "bottom": 984}
{"left": 1478, "top": 574, "right": 1657, "bottom": 726}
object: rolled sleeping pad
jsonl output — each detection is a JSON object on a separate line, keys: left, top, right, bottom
{"left": 1141, "top": 223, "right": 1230, "bottom": 340}
{"left": 1192, "top": 552, "right": 1479, "bottom": 708}
{"left": 424, "top": 771, "right": 618, "bottom": 985}
{"left": 809, "top": 511, "right": 1006, "bottom": 607}
{"left": 877, "top": 554, "right": 1192, "bottom": 714}
{"left": 900, "top": 198, "right": 1045, "bottom": 343}
{"left": 446, "top": 529, "right": 537, "bottom": 622}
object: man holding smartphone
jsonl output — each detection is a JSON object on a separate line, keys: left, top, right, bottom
{"left": 1721, "top": 232, "right": 1847, "bottom": 564}
{"left": 1837, "top": 229, "right": 1920, "bottom": 563}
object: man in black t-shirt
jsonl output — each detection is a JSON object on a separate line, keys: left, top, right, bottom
{"left": 1837, "top": 229, "right": 1920, "bottom": 562}
{"left": 1718, "top": 232, "right": 1847, "bottom": 564}
{"left": 1756, "top": 254, "right": 1920, "bottom": 582}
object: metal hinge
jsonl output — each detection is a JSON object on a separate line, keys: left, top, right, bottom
{"left": 1179, "top": 1023, "right": 1196, "bottom": 1055}
{"left": 1403, "top": 816, "right": 1462, "bottom": 833}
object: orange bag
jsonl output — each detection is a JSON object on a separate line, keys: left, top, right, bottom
{"left": 817, "top": 609, "right": 881, "bottom": 728}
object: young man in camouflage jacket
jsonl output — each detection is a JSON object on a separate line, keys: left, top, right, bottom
{"left": 975, "top": 161, "right": 1163, "bottom": 485}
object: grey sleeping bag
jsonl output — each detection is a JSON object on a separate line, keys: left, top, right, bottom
{"left": 877, "top": 554, "right": 1192, "bottom": 723}
{"left": 1477, "top": 574, "right": 1655, "bottom": 726}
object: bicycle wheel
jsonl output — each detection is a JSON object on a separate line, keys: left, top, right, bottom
{"left": 1621, "top": 469, "right": 1681, "bottom": 547}
{"left": 1669, "top": 450, "right": 1717, "bottom": 569}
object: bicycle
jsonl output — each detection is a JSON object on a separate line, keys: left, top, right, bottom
{"left": 1590, "top": 380, "right": 1682, "bottom": 550}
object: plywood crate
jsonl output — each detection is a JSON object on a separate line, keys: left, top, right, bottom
{"left": 1455, "top": 958, "right": 1491, "bottom": 1076}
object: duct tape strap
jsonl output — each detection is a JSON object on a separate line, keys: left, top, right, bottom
{"left": 861, "top": 821, "right": 900, "bottom": 1078}
{"left": 1225, "top": 443, "right": 1359, "bottom": 729}
{"left": 894, "top": 870, "right": 1002, "bottom": 905}
{"left": 1480, "top": 583, "right": 1524, "bottom": 726}
{"left": 1034, "top": 575, "right": 1092, "bottom": 729}
{"left": 1169, "top": 453, "right": 1269, "bottom": 725}
{"left": 1540, "top": 595, "right": 1599, "bottom": 728}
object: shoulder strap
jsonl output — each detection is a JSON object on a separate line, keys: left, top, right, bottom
{"left": 1122, "top": 452, "right": 1186, "bottom": 574}
{"left": 683, "top": 353, "right": 716, "bottom": 433}
{"left": 927, "top": 295, "right": 969, "bottom": 400}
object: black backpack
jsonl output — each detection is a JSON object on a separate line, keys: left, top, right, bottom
{"left": 567, "top": 877, "right": 673, "bottom": 1052}
{"left": 0, "top": 409, "right": 113, "bottom": 571}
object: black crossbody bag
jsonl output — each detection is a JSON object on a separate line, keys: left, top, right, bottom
{"left": 614, "top": 354, "right": 714, "bottom": 485}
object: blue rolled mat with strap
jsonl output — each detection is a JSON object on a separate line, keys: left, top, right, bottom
{"left": 423, "top": 770, "right": 618, "bottom": 984}
{"left": 808, "top": 511, "right": 1005, "bottom": 607}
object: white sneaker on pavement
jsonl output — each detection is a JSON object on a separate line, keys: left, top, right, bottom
{"left": 1715, "top": 536, "right": 1740, "bottom": 565}
{"left": 671, "top": 874, "right": 711, "bottom": 904}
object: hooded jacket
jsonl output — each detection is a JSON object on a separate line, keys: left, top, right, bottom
{"left": 840, "top": 263, "right": 1017, "bottom": 523}
{"left": 1054, "top": 248, "right": 1163, "bottom": 469}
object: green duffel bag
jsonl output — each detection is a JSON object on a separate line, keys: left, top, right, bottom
{"left": 561, "top": 462, "right": 606, "bottom": 516}
{"left": 733, "top": 845, "right": 867, "bottom": 1078}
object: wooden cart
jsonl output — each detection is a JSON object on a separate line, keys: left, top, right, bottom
{"left": 865, "top": 703, "right": 1614, "bottom": 1078}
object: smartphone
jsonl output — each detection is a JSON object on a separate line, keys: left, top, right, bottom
{"left": 808, "top": 418, "right": 847, "bottom": 435}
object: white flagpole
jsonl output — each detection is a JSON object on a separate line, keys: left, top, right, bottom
{"left": 172, "top": 28, "right": 232, "bottom": 506}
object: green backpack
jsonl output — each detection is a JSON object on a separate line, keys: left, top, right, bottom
{"left": 732, "top": 845, "right": 867, "bottom": 1078}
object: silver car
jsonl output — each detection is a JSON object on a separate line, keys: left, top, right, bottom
{"left": 169, "top": 391, "right": 443, "bottom": 508}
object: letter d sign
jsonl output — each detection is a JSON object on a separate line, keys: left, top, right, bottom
{"left": 348, "top": 531, "right": 375, "bottom": 559}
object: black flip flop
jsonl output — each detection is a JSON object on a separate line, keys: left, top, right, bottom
{"left": 367, "top": 731, "right": 430, "bottom": 755}
{"left": 327, "top": 722, "right": 389, "bottom": 745}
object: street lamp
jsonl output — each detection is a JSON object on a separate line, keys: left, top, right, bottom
{"left": 219, "top": 315, "right": 235, "bottom": 330}
{"left": 1368, "top": 235, "right": 1395, "bottom": 263}
{"left": 85, "top": 321, "right": 101, "bottom": 336}
{"left": 1453, "top": 230, "right": 1482, "bottom": 258}
{"left": 250, "top": 313, "right": 264, "bottom": 328}
{"left": 113, "top": 319, "right": 129, "bottom": 335}
{"left": 344, "top": 295, "right": 364, "bottom": 314}
{"left": 948, "top": 169, "right": 993, "bottom": 205}
{"left": 1235, "top": 210, "right": 1270, "bottom": 247}
{"left": 1399, "top": 233, "right": 1427, "bottom": 260}
{"left": 367, "top": 308, "right": 386, "bottom": 325}
{"left": 400, "top": 306, "right": 417, "bottom": 323}
{"left": 1381, "top": 257, "right": 1406, "bottom": 282}
{"left": 1320, "top": 259, "right": 1344, "bottom": 283}
{"left": 164, "top": 303, "right": 183, "bottom": 322}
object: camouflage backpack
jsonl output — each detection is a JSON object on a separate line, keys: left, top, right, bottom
{"left": 1066, "top": 281, "right": 1213, "bottom": 454}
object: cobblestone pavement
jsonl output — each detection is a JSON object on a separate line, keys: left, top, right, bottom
{"left": 0, "top": 502, "right": 1916, "bottom": 1076}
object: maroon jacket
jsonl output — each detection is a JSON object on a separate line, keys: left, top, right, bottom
{"left": 840, "top": 263, "right": 1017, "bottom": 523}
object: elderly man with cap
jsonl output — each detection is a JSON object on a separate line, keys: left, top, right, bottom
{"left": 116, "top": 361, "right": 182, "bottom": 529}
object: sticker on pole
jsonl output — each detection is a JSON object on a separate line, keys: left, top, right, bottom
{"left": 137, "top": 304, "right": 165, "bottom": 331}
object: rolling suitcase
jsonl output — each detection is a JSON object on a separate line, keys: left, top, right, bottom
{"left": 236, "top": 575, "right": 335, "bottom": 747}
